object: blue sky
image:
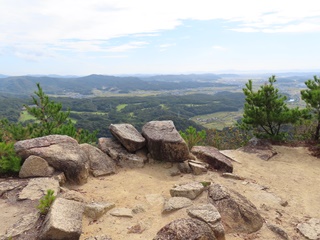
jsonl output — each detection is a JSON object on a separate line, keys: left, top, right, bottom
{"left": 1, "top": 0, "right": 320, "bottom": 75}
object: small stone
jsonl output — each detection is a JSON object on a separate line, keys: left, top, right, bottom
{"left": 297, "top": 218, "right": 320, "bottom": 240}
{"left": 280, "top": 200, "right": 288, "bottom": 207}
{"left": 267, "top": 223, "right": 289, "bottom": 240}
{"left": 189, "top": 162, "right": 208, "bottom": 175}
{"left": 127, "top": 223, "right": 145, "bottom": 234}
{"left": 170, "top": 182, "right": 206, "bottom": 200}
{"left": 132, "top": 204, "right": 146, "bottom": 214}
{"left": 110, "top": 208, "right": 133, "bottom": 218}
{"left": 221, "top": 173, "right": 245, "bottom": 180}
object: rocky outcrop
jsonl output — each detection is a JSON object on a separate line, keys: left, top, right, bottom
{"left": 154, "top": 218, "right": 216, "bottom": 240}
{"left": 109, "top": 124, "right": 146, "bottom": 152}
{"left": 39, "top": 198, "right": 84, "bottom": 240}
{"left": 142, "top": 121, "right": 189, "bottom": 162}
{"left": 80, "top": 143, "right": 116, "bottom": 177}
{"left": 208, "top": 183, "right": 263, "bottom": 234}
{"left": 98, "top": 137, "right": 146, "bottom": 168}
{"left": 191, "top": 146, "right": 233, "bottom": 173}
{"left": 19, "top": 155, "right": 54, "bottom": 178}
{"left": 14, "top": 135, "right": 89, "bottom": 184}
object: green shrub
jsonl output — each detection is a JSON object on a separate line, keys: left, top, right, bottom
{"left": 179, "top": 126, "right": 206, "bottom": 149}
{"left": 37, "top": 189, "right": 56, "bottom": 215}
{"left": 0, "top": 142, "right": 21, "bottom": 173}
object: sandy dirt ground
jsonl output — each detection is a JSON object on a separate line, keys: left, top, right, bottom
{"left": 74, "top": 146, "right": 320, "bottom": 240}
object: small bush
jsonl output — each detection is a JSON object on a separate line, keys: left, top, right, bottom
{"left": 37, "top": 189, "right": 56, "bottom": 215}
{"left": 0, "top": 142, "right": 21, "bottom": 173}
{"left": 179, "top": 126, "right": 206, "bottom": 149}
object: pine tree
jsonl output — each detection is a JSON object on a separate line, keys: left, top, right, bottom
{"left": 301, "top": 75, "right": 320, "bottom": 140}
{"left": 242, "top": 75, "right": 301, "bottom": 139}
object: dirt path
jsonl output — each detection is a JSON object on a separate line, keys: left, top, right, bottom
{"left": 75, "top": 146, "right": 320, "bottom": 240}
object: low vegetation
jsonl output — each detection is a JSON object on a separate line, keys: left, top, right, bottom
{"left": 37, "top": 189, "right": 56, "bottom": 215}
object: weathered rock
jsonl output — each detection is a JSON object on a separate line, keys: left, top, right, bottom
{"left": 18, "top": 177, "right": 59, "bottom": 201}
{"left": 267, "top": 223, "right": 289, "bottom": 240}
{"left": 14, "top": 135, "right": 89, "bottom": 184}
{"left": 191, "top": 146, "right": 233, "bottom": 173}
{"left": 4, "top": 211, "right": 39, "bottom": 239}
{"left": 208, "top": 183, "right": 263, "bottom": 234}
{"left": 98, "top": 137, "right": 146, "bottom": 168}
{"left": 109, "top": 124, "right": 146, "bottom": 152}
{"left": 39, "top": 198, "right": 84, "bottom": 240}
{"left": 19, "top": 155, "right": 55, "bottom": 178}
{"left": 53, "top": 172, "right": 66, "bottom": 185}
{"left": 109, "top": 208, "right": 133, "bottom": 218}
{"left": 142, "top": 121, "right": 189, "bottom": 162}
{"left": 154, "top": 218, "right": 216, "bottom": 240}
{"left": 189, "top": 161, "right": 208, "bottom": 175}
{"left": 163, "top": 197, "right": 193, "bottom": 213}
{"left": 170, "top": 182, "right": 206, "bottom": 200}
{"left": 297, "top": 218, "right": 320, "bottom": 240}
{"left": 84, "top": 235, "right": 113, "bottom": 240}
{"left": 0, "top": 180, "right": 23, "bottom": 197}
{"left": 80, "top": 143, "right": 116, "bottom": 177}
{"left": 177, "top": 161, "right": 192, "bottom": 173}
{"left": 187, "top": 204, "right": 225, "bottom": 240}
{"left": 84, "top": 202, "right": 115, "bottom": 220}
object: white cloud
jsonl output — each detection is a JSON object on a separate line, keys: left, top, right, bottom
{"left": 1, "top": 0, "right": 320, "bottom": 58}
{"left": 106, "top": 41, "right": 148, "bottom": 52}
{"left": 212, "top": 45, "right": 227, "bottom": 51}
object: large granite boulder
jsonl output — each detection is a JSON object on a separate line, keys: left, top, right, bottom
{"left": 98, "top": 138, "right": 146, "bottom": 168}
{"left": 80, "top": 143, "right": 116, "bottom": 177}
{"left": 191, "top": 146, "right": 233, "bottom": 173}
{"left": 109, "top": 124, "right": 146, "bottom": 152}
{"left": 39, "top": 198, "right": 84, "bottom": 240}
{"left": 142, "top": 121, "right": 189, "bottom": 162}
{"left": 14, "top": 135, "right": 89, "bottom": 185}
{"left": 154, "top": 218, "right": 216, "bottom": 240}
{"left": 208, "top": 184, "right": 263, "bottom": 234}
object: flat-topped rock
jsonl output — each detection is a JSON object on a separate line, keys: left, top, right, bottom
{"left": 191, "top": 146, "right": 233, "bottom": 173}
{"left": 142, "top": 121, "right": 189, "bottom": 162}
{"left": 163, "top": 197, "right": 193, "bottom": 213}
{"left": 15, "top": 135, "right": 89, "bottom": 185}
{"left": 170, "top": 182, "right": 207, "bottom": 200}
{"left": 109, "top": 124, "right": 146, "bottom": 152}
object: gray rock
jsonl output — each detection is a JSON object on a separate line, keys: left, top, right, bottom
{"left": 154, "top": 218, "right": 216, "bottom": 240}
{"left": 0, "top": 180, "right": 23, "bottom": 197}
{"left": 4, "top": 211, "right": 39, "bottom": 238}
{"left": 80, "top": 143, "right": 116, "bottom": 177}
{"left": 142, "top": 121, "right": 189, "bottom": 162}
{"left": 39, "top": 198, "right": 84, "bottom": 240}
{"left": 189, "top": 161, "right": 208, "bottom": 175}
{"left": 53, "top": 172, "right": 66, "bottom": 185}
{"left": 187, "top": 204, "right": 225, "bottom": 240}
{"left": 191, "top": 146, "right": 233, "bottom": 173}
{"left": 267, "top": 223, "right": 289, "bottom": 240}
{"left": 18, "top": 177, "right": 59, "bottom": 201}
{"left": 208, "top": 183, "right": 263, "bottom": 234}
{"left": 98, "top": 137, "right": 146, "bottom": 168}
{"left": 177, "top": 161, "right": 192, "bottom": 173}
{"left": 14, "top": 135, "right": 89, "bottom": 184}
{"left": 170, "top": 182, "right": 206, "bottom": 200}
{"left": 109, "top": 124, "right": 146, "bottom": 152}
{"left": 109, "top": 208, "right": 133, "bottom": 218}
{"left": 19, "top": 155, "right": 54, "bottom": 178}
{"left": 221, "top": 173, "right": 245, "bottom": 180}
{"left": 84, "top": 202, "right": 115, "bottom": 220}
{"left": 163, "top": 197, "right": 193, "bottom": 213}
{"left": 297, "top": 218, "right": 320, "bottom": 240}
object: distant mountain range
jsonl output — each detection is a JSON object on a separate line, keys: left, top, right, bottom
{"left": 0, "top": 74, "right": 235, "bottom": 96}
{"left": 0, "top": 72, "right": 318, "bottom": 96}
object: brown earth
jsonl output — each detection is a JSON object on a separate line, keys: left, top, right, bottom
{"left": 73, "top": 146, "right": 320, "bottom": 240}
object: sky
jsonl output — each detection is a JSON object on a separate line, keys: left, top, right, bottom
{"left": 1, "top": 0, "right": 320, "bottom": 76}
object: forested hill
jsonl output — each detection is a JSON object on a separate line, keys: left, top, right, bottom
{"left": 0, "top": 74, "right": 234, "bottom": 96}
